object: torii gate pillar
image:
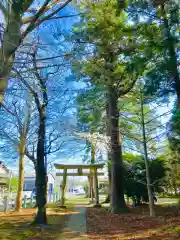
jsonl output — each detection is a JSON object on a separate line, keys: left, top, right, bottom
{"left": 60, "top": 169, "right": 67, "bottom": 208}
{"left": 54, "top": 163, "right": 104, "bottom": 208}
{"left": 93, "top": 168, "right": 101, "bottom": 207}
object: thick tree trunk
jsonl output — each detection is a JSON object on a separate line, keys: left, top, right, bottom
{"left": 107, "top": 154, "right": 111, "bottom": 201}
{"left": 34, "top": 110, "right": 47, "bottom": 224}
{"left": 0, "top": 13, "right": 21, "bottom": 105}
{"left": 108, "top": 87, "right": 127, "bottom": 213}
{"left": 34, "top": 166, "right": 38, "bottom": 208}
{"left": 90, "top": 144, "right": 95, "bottom": 200}
{"left": 161, "top": 5, "right": 180, "bottom": 106}
{"left": 15, "top": 141, "right": 25, "bottom": 211}
{"left": 103, "top": 101, "right": 112, "bottom": 204}
{"left": 103, "top": 158, "right": 111, "bottom": 204}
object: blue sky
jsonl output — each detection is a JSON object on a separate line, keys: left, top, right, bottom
{"left": 0, "top": 1, "right": 176, "bottom": 176}
{"left": 0, "top": 2, "right": 88, "bottom": 174}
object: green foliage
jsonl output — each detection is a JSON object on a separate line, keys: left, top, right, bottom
{"left": 168, "top": 105, "right": 180, "bottom": 154}
{"left": 166, "top": 103, "right": 180, "bottom": 194}
{"left": 73, "top": 1, "right": 162, "bottom": 160}
{"left": 73, "top": 0, "right": 148, "bottom": 92}
{"left": 163, "top": 145, "right": 180, "bottom": 195}
{"left": 119, "top": 88, "right": 164, "bottom": 155}
{"left": 123, "top": 152, "right": 142, "bottom": 163}
{"left": 123, "top": 153, "right": 167, "bottom": 204}
{"left": 11, "top": 177, "right": 18, "bottom": 192}
{"left": 128, "top": 0, "right": 180, "bottom": 100}
{"left": 77, "top": 85, "right": 106, "bottom": 134}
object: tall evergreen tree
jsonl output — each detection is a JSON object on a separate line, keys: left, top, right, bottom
{"left": 72, "top": 0, "right": 148, "bottom": 212}
{"left": 126, "top": 0, "right": 179, "bottom": 105}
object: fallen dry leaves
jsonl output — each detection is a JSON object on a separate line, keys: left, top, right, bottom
{"left": 1, "top": 205, "right": 180, "bottom": 240}
{"left": 86, "top": 206, "right": 180, "bottom": 240}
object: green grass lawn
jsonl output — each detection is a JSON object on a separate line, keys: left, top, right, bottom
{"left": 66, "top": 195, "right": 89, "bottom": 206}
{"left": 47, "top": 194, "right": 89, "bottom": 209}
{"left": 49, "top": 194, "right": 180, "bottom": 208}
{"left": 157, "top": 197, "right": 179, "bottom": 206}
{"left": 0, "top": 207, "right": 74, "bottom": 240}
{"left": 48, "top": 194, "right": 106, "bottom": 208}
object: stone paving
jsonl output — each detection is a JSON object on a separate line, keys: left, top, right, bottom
{"left": 58, "top": 207, "right": 88, "bottom": 240}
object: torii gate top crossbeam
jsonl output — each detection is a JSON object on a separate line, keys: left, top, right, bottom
{"left": 54, "top": 163, "right": 104, "bottom": 170}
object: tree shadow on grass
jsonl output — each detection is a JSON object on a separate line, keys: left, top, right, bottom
{"left": 0, "top": 209, "right": 74, "bottom": 240}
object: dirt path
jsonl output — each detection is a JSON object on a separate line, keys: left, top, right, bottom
{"left": 58, "top": 207, "right": 88, "bottom": 240}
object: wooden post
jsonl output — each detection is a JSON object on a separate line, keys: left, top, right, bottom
{"left": 90, "top": 174, "right": 94, "bottom": 203}
{"left": 31, "top": 195, "right": 33, "bottom": 207}
{"left": 4, "top": 196, "right": 8, "bottom": 213}
{"left": 87, "top": 170, "right": 95, "bottom": 204}
{"left": 93, "top": 168, "right": 101, "bottom": 207}
{"left": 24, "top": 195, "right": 27, "bottom": 208}
{"left": 88, "top": 175, "right": 92, "bottom": 204}
{"left": 60, "top": 169, "right": 67, "bottom": 208}
{"left": 53, "top": 193, "right": 56, "bottom": 202}
{"left": 59, "top": 181, "right": 61, "bottom": 202}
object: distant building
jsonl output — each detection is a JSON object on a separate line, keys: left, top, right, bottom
{"left": 23, "top": 173, "right": 55, "bottom": 200}
{"left": 0, "top": 161, "right": 9, "bottom": 197}
{"left": 0, "top": 161, "right": 9, "bottom": 185}
{"left": 23, "top": 176, "right": 35, "bottom": 191}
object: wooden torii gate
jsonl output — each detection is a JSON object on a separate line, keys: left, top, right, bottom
{"left": 54, "top": 163, "right": 104, "bottom": 207}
